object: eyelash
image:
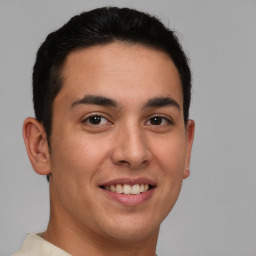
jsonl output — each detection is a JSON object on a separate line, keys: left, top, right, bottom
{"left": 145, "top": 115, "right": 173, "bottom": 126}
{"left": 82, "top": 114, "right": 111, "bottom": 126}
{"left": 82, "top": 114, "right": 173, "bottom": 127}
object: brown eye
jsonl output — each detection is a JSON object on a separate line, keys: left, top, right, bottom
{"left": 147, "top": 116, "right": 172, "bottom": 126}
{"left": 84, "top": 115, "right": 109, "bottom": 125}
{"left": 149, "top": 116, "right": 163, "bottom": 125}
{"left": 89, "top": 116, "right": 102, "bottom": 125}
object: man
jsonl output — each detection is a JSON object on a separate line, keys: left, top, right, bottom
{"left": 14, "top": 7, "right": 195, "bottom": 256}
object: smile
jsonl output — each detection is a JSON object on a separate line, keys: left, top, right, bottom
{"left": 99, "top": 178, "right": 156, "bottom": 205}
{"left": 101, "top": 184, "right": 152, "bottom": 195}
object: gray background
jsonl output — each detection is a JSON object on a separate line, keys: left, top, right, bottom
{"left": 0, "top": 0, "right": 256, "bottom": 255}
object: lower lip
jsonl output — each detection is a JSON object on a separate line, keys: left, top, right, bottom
{"left": 101, "top": 188, "right": 155, "bottom": 206}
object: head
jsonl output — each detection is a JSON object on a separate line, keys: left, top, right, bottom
{"left": 32, "top": 7, "right": 191, "bottom": 145}
{"left": 23, "top": 7, "right": 195, "bottom": 250}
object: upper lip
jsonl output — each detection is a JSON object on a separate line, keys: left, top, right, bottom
{"left": 99, "top": 177, "right": 156, "bottom": 187}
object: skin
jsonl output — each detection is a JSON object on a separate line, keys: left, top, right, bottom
{"left": 23, "top": 42, "right": 195, "bottom": 256}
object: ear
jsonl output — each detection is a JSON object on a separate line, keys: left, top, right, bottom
{"left": 23, "top": 117, "right": 51, "bottom": 175}
{"left": 183, "top": 119, "right": 195, "bottom": 179}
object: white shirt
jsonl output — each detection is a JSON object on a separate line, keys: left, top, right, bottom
{"left": 13, "top": 233, "right": 71, "bottom": 256}
{"left": 13, "top": 233, "right": 158, "bottom": 256}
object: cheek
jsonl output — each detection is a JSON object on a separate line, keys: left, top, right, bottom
{"left": 51, "top": 134, "right": 109, "bottom": 180}
{"left": 153, "top": 135, "right": 186, "bottom": 202}
{"left": 49, "top": 129, "right": 118, "bottom": 209}
{"left": 49, "top": 134, "right": 109, "bottom": 213}
{"left": 153, "top": 135, "right": 186, "bottom": 173}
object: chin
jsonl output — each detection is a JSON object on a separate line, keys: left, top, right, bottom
{"left": 97, "top": 213, "right": 161, "bottom": 242}
{"left": 105, "top": 226, "right": 159, "bottom": 243}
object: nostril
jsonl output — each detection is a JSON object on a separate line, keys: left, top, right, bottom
{"left": 142, "top": 160, "right": 148, "bottom": 165}
{"left": 117, "top": 159, "right": 149, "bottom": 169}
{"left": 119, "top": 160, "right": 129, "bottom": 165}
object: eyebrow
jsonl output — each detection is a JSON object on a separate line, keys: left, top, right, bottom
{"left": 71, "top": 95, "right": 118, "bottom": 108}
{"left": 143, "top": 97, "right": 180, "bottom": 110}
{"left": 71, "top": 95, "right": 180, "bottom": 110}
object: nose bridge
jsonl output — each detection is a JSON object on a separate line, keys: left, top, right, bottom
{"left": 112, "top": 119, "right": 151, "bottom": 168}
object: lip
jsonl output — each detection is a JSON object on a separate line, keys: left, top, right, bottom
{"left": 98, "top": 177, "right": 156, "bottom": 206}
{"left": 101, "top": 187, "right": 155, "bottom": 206}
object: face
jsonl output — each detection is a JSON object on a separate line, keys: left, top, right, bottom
{"left": 48, "top": 42, "right": 194, "bottom": 242}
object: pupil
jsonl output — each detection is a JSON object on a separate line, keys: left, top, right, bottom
{"left": 89, "top": 116, "right": 101, "bottom": 125}
{"left": 150, "top": 117, "right": 162, "bottom": 125}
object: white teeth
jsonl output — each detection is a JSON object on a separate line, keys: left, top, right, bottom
{"left": 132, "top": 184, "right": 141, "bottom": 195}
{"left": 104, "top": 183, "right": 151, "bottom": 194}
{"left": 110, "top": 185, "right": 116, "bottom": 192}
{"left": 116, "top": 184, "right": 123, "bottom": 194}
{"left": 123, "top": 184, "right": 132, "bottom": 195}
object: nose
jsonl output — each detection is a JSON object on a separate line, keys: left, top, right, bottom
{"left": 111, "top": 124, "right": 152, "bottom": 169}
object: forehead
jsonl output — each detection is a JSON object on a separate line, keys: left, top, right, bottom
{"left": 57, "top": 42, "right": 183, "bottom": 109}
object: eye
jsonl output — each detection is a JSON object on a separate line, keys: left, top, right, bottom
{"left": 145, "top": 116, "right": 172, "bottom": 126}
{"left": 83, "top": 115, "right": 110, "bottom": 125}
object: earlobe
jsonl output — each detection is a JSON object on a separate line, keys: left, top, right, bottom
{"left": 183, "top": 119, "right": 195, "bottom": 179}
{"left": 183, "top": 167, "right": 190, "bottom": 179}
{"left": 23, "top": 117, "right": 51, "bottom": 175}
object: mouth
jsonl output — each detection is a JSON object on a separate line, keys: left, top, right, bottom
{"left": 98, "top": 178, "right": 156, "bottom": 206}
{"left": 100, "top": 184, "right": 154, "bottom": 195}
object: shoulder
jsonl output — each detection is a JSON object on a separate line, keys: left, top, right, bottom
{"left": 12, "top": 233, "right": 71, "bottom": 256}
